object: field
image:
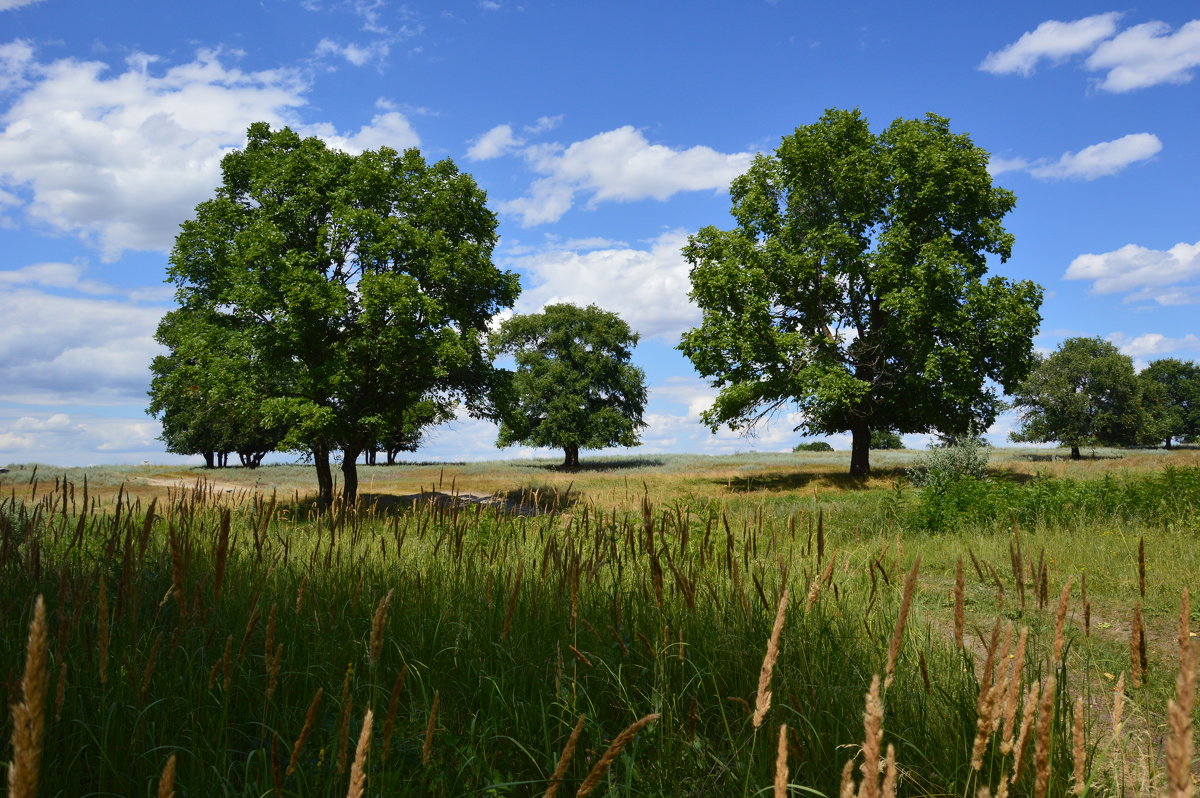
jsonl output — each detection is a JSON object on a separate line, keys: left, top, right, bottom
{"left": 2, "top": 446, "right": 1199, "bottom": 796}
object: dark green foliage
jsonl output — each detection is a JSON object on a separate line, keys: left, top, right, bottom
{"left": 1139, "top": 358, "right": 1200, "bottom": 448}
{"left": 491, "top": 303, "right": 647, "bottom": 467}
{"left": 793, "top": 440, "right": 834, "bottom": 452}
{"left": 906, "top": 465, "right": 1200, "bottom": 532}
{"left": 679, "top": 108, "right": 1043, "bottom": 478}
{"left": 870, "top": 430, "right": 904, "bottom": 449}
{"left": 1011, "top": 337, "right": 1146, "bottom": 459}
{"left": 154, "top": 123, "right": 519, "bottom": 503}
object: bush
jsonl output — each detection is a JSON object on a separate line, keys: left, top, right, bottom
{"left": 793, "top": 441, "right": 834, "bottom": 452}
{"left": 907, "top": 433, "right": 990, "bottom": 489}
{"left": 870, "top": 430, "right": 904, "bottom": 449}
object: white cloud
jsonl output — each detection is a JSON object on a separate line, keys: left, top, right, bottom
{"left": 0, "top": 45, "right": 419, "bottom": 259}
{"left": 1027, "top": 133, "right": 1161, "bottom": 180}
{"left": 0, "top": 261, "right": 114, "bottom": 294}
{"left": 980, "top": 13, "right": 1122, "bottom": 76}
{"left": 501, "top": 126, "right": 754, "bottom": 226}
{"left": 315, "top": 37, "right": 390, "bottom": 67}
{"left": 1065, "top": 241, "right": 1200, "bottom": 302}
{"left": 509, "top": 229, "right": 700, "bottom": 342}
{"left": 0, "top": 286, "right": 167, "bottom": 404}
{"left": 301, "top": 106, "right": 419, "bottom": 153}
{"left": 986, "top": 155, "right": 1030, "bottom": 176}
{"left": 524, "top": 115, "right": 561, "bottom": 134}
{"left": 0, "top": 0, "right": 43, "bottom": 10}
{"left": 0, "top": 39, "right": 33, "bottom": 91}
{"left": 1086, "top": 19, "right": 1200, "bottom": 92}
{"left": 980, "top": 13, "right": 1200, "bottom": 93}
{"left": 990, "top": 133, "right": 1161, "bottom": 181}
{"left": 466, "top": 123, "right": 523, "bottom": 161}
{"left": 1108, "top": 331, "right": 1200, "bottom": 358}
{"left": 0, "top": 410, "right": 172, "bottom": 464}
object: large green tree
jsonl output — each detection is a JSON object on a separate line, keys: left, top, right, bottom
{"left": 679, "top": 109, "right": 1043, "bottom": 476}
{"left": 1138, "top": 358, "right": 1200, "bottom": 449}
{"left": 157, "top": 123, "right": 519, "bottom": 505}
{"left": 1010, "top": 337, "right": 1145, "bottom": 459}
{"left": 491, "top": 303, "right": 647, "bottom": 468}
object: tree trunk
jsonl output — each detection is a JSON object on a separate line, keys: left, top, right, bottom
{"left": 341, "top": 447, "right": 361, "bottom": 505}
{"left": 313, "top": 443, "right": 333, "bottom": 509}
{"left": 563, "top": 444, "right": 580, "bottom": 469}
{"left": 386, "top": 448, "right": 397, "bottom": 465}
{"left": 1070, "top": 445, "right": 1081, "bottom": 460}
{"left": 202, "top": 451, "right": 215, "bottom": 469}
{"left": 1165, "top": 437, "right": 1174, "bottom": 450}
{"left": 849, "top": 423, "right": 871, "bottom": 477}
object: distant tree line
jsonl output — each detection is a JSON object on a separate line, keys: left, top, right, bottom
{"left": 1010, "top": 337, "right": 1200, "bottom": 458}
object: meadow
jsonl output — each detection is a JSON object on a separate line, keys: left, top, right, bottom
{"left": 2, "top": 446, "right": 1198, "bottom": 796}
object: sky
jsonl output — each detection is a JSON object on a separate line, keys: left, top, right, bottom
{"left": 1, "top": 0, "right": 1198, "bottom": 466}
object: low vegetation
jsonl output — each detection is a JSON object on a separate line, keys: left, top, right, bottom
{"left": 2, "top": 448, "right": 1198, "bottom": 796}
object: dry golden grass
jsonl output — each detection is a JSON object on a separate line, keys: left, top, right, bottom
{"left": 575, "top": 713, "right": 660, "bottom": 797}
{"left": 753, "top": 587, "right": 789, "bottom": 729}
{"left": 543, "top": 714, "right": 585, "bottom": 798}
{"left": 347, "top": 708, "right": 373, "bottom": 798}
{"left": 7, "top": 596, "right": 48, "bottom": 798}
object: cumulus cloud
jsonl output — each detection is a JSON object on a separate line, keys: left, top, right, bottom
{"left": 0, "top": 44, "right": 419, "bottom": 259}
{"left": 980, "top": 13, "right": 1200, "bottom": 92}
{"left": 301, "top": 105, "right": 419, "bottom": 153}
{"left": 980, "top": 13, "right": 1122, "bottom": 75}
{"left": 0, "top": 286, "right": 167, "bottom": 404}
{"left": 1108, "top": 331, "right": 1200, "bottom": 358}
{"left": 0, "top": 410, "right": 173, "bottom": 465}
{"left": 1086, "top": 19, "right": 1200, "bottom": 92}
{"left": 1065, "top": 241, "right": 1200, "bottom": 302}
{"left": 500, "top": 126, "right": 754, "bottom": 225}
{"left": 1028, "top": 133, "right": 1161, "bottom": 179}
{"left": 508, "top": 229, "right": 700, "bottom": 342}
{"left": 466, "top": 123, "right": 523, "bottom": 161}
{"left": 989, "top": 133, "right": 1160, "bottom": 181}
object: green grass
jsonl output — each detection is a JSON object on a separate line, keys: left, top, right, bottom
{"left": 3, "top": 450, "right": 1199, "bottom": 795}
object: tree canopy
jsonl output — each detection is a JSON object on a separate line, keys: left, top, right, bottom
{"left": 491, "top": 303, "right": 647, "bottom": 468}
{"left": 1010, "top": 336, "right": 1145, "bottom": 459}
{"left": 153, "top": 122, "right": 519, "bottom": 504}
{"left": 1138, "top": 358, "right": 1200, "bottom": 449}
{"left": 678, "top": 108, "right": 1043, "bottom": 476}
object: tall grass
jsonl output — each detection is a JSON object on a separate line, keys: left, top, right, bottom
{"left": 0, "top": 473, "right": 1183, "bottom": 796}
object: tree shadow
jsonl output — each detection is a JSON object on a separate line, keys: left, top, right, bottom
{"left": 355, "top": 485, "right": 581, "bottom": 517}
{"left": 1017, "top": 452, "right": 1126, "bottom": 462}
{"left": 716, "top": 466, "right": 910, "bottom": 493}
{"left": 527, "top": 457, "right": 667, "bottom": 473}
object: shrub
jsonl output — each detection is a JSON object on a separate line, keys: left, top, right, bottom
{"left": 793, "top": 441, "right": 834, "bottom": 452}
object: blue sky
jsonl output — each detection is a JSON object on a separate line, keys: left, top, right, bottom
{"left": 1, "top": 0, "right": 1197, "bottom": 465}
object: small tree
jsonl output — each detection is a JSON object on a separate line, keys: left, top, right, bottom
{"left": 678, "top": 108, "right": 1043, "bottom": 477}
{"left": 1010, "top": 337, "right": 1145, "bottom": 459}
{"left": 794, "top": 441, "right": 834, "bottom": 452}
{"left": 1139, "top": 358, "right": 1200, "bottom": 449}
{"left": 870, "top": 430, "right": 904, "bottom": 450}
{"left": 491, "top": 303, "right": 647, "bottom": 468}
